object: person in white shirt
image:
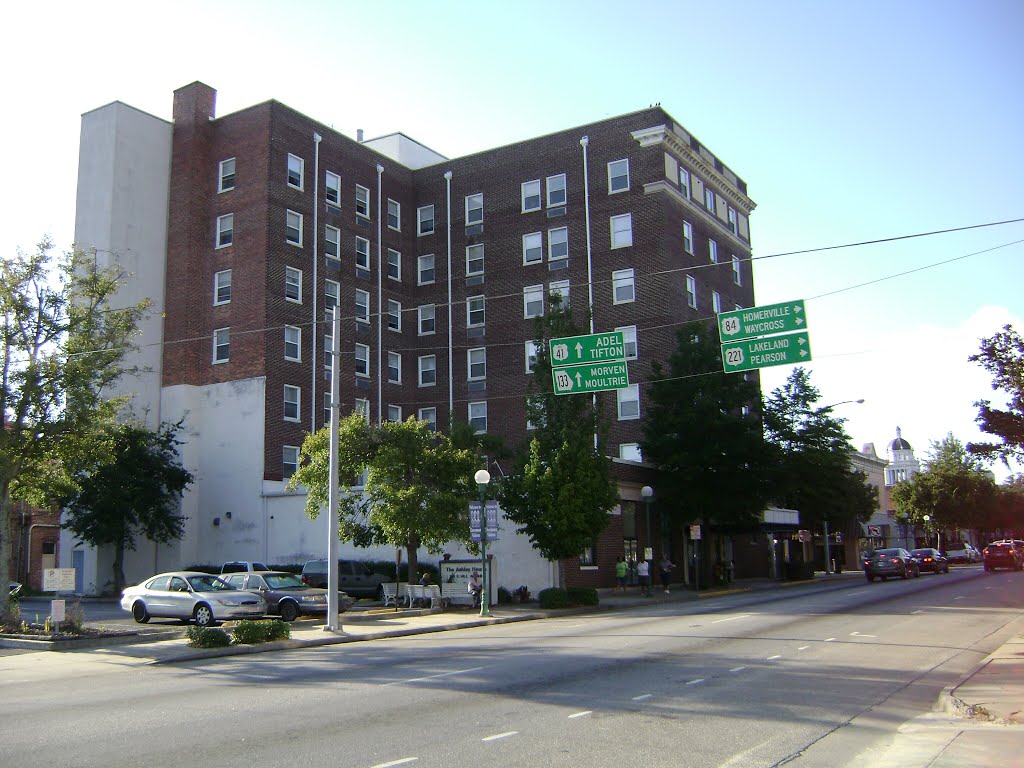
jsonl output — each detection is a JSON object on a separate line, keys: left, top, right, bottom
{"left": 636, "top": 559, "right": 651, "bottom": 597}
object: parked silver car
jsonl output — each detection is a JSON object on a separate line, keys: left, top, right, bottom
{"left": 120, "top": 571, "right": 266, "bottom": 627}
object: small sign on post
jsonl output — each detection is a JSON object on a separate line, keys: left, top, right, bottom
{"left": 43, "top": 568, "right": 75, "bottom": 593}
{"left": 690, "top": 524, "right": 702, "bottom": 540}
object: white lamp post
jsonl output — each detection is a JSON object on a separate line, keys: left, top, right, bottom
{"left": 475, "top": 468, "right": 491, "bottom": 617}
{"left": 640, "top": 485, "right": 653, "bottom": 562}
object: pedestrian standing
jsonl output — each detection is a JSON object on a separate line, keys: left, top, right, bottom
{"left": 636, "top": 559, "right": 651, "bottom": 597}
{"left": 658, "top": 555, "right": 674, "bottom": 594}
{"left": 614, "top": 556, "right": 628, "bottom": 592}
{"left": 468, "top": 570, "right": 482, "bottom": 608}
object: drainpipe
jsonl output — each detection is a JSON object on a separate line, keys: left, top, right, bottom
{"left": 580, "top": 136, "right": 598, "bottom": 449}
{"left": 444, "top": 171, "right": 454, "bottom": 422}
{"left": 311, "top": 132, "right": 322, "bottom": 432}
{"left": 376, "top": 163, "right": 384, "bottom": 425}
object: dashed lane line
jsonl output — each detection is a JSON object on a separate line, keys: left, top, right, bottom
{"left": 632, "top": 693, "right": 653, "bottom": 701}
{"left": 568, "top": 711, "right": 592, "bottom": 719}
{"left": 370, "top": 759, "right": 417, "bottom": 768}
{"left": 481, "top": 732, "right": 518, "bottom": 742}
{"left": 380, "top": 666, "right": 485, "bottom": 687}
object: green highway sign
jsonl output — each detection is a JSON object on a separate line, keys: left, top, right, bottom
{"left": 717, "top": 300, "right": 807, "bottom": 342}
{"left": 721, "top": 331, "right": 812, "bottom": 373}
{"left": 552, "top": 360, "right": 629, "bottom": 395}
{"left": 549, "top": 331, "right": 625, "bottom": 367}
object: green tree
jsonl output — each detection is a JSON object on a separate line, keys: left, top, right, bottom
{"left": 1, "top": 239, "right": 147, "bottom": 597}
{"left": 497, "top": 301, "right": 618, "bottom": 584}
{"left": 642, "top": 322, "right": 772, "bottom": 535}
{"left": 289, "top": 414, "right": 478, "bottom": 581}
{"left": 968, "top": 324, "right": 1024, "bottom": 466}
{"left": 762, "top": 368, "right": 877, "bottom": 540}
{"left": 62, "top": 420, "right": 194, "bottom": 594}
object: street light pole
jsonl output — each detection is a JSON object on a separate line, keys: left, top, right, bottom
{"left": 923, "top": 515, "right": 931, "bottom": 549}
{"left": 640, "top": 485, "right": 653, "bottom": 562}
{"left": 475, "top": 468, "right": 491, "bottom": 617}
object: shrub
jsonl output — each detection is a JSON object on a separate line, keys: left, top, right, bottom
{"left": 497, "top": 586, "right": 512, "bottom": 604}
{"left": 231, "top": 619, "right": 290, "bottom": 645}
{"left": 1, "top": 591, "right": 20, "bottom": 632}
{"left": 538, "top": 588, "right": 570, "bottom": 609}
{"left": 566, "top": 587, "right": 599, "bottom": 607}
{"left": 59, "top": 600, "right": 86, "bottom": 634}
{"left": 186, "top": 626, "right": 232, "bottom": 648}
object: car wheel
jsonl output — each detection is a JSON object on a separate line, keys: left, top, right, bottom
{"left": 900, "top": 569, "right": 909, "bottom": 580}
{"left": 279, "top": 600, "right": 299, "bottom": 622}
{"left": 131, "top": 601, "right": 150, "bottom": 624}
{"left": 193, "top": 604, "right": 215, "bottom": 627}
{"left": 866, "top": 574, "right": 874, "bottom": 583}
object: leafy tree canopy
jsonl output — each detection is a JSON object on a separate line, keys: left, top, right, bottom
{"left": 968, "top": 324, "right": 1024, "bottom": 467}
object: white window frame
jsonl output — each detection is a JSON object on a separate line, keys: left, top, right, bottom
{"left": 619, "top": 443, "right": 642, "bottom": 462}
{"left": 354, "top": 399, "right": 370, "bottom": 421}
{"left": 617, "top": 384, "right": 640, "bottom": 420}
{"left": 287, "top": 153, "right": 304, "bottom": 190}
{"left": 728, "top": 206, "right": 738, "bottom": 234}
{"left": 679, "top": 167, "right": 690, "bottom": 198}
{"left": 325, "top": 170, "right": 341, "bottom": 206}
{"left": 285, "top": 266, "right": 302, "bottom": 303}
{"left": 387, "top": 299, "right": 402, "bottom": 332}
{"left": 286, "top": 210, "right": 302, "bottom": 246}
{"left": 467, "top": 347, "right": 486, "bottom": 381}
{"left": 524, "top": 284, "right": 544, "bottom": 318}
{"left": 683, "top": 221, "right": 694, "bottom": 255}
{"left": 282, "top": 446, "right": 300, "bottom": 480}
{"left": 733, "top": 255, "right": 742, "bottom": 286}
{"left": 418, "top": 254, "right": 435, "bottom": 285}
{"left": 387, "top": 351, "right": 401, "bottom": 384}
{"left": 418, "top": 355, "right": 437, "bottom": 387}
{"left": 355, "top": 343, "right": 370, "bottom": 378}
{"left": 387, "top": 249, "right": 401, "bottom": 282}
{"left": 323, "top": 333, "right": 333, "bottom": 370}
{"left": 616, "top": 325, "right": 638, "bottom": 360}
{"left": 610, "top": 213, "right": 633, "bottom": 249}
{"left": 548, "top": 227, "right": 568, "bottom": 261}
{"left": 324, "top": 393, "right": 332, "bottom": 425}
{"left": 465, "top": 193, "right": 483, "bottom": 225}
{"left": 387, "top": 198, "right": 401, "bottom": 231}
{"left": 468, "top": 401, "right": 488, "bottom": 433}
{"left": 325, "top": 225, "right": 340, "bottom": 260}
{"left": 709, "top": 238, "right": 718, "bottom": 263}
{"left": 418, "top": 304, "right": 435, "bottom": 336}
{"left": 712, "top": 290, "right": 722, "bottom": 314}
{"left": 523, "top": 232, "right": 542, "bottom": 265}
{"left": 612, "top": 268, "right": 635, "bottom": 304}
{"left": 283, "top": 385, "right": 301, "bottom": 422}
{"left": 525, "top": 340, "right": 539, "bottom": 373}
{"left": 417, "top": 204, "right": 434, "bottom": 235}
{"left": 355, "top": 289, "right": 370, "bottom": 323}
{"left": 466, "top": 244, "right": 484, "bottom": 276}
{"left": 686, "top": 275, "right": 697, "bottom": 309}
{"left": 549, "top": 279, "right": 569, "bottom": 310}
{"left": 608, "top": 159, "right": 629, "bottom": 194}
{"left": 216, "top": 213, "right": 233, "bottom": 248}
{"left": 387, "top": 404, "right": 402, "bottom": 422}
{"left": 355, "top": 185, "right": 370, "bottom": 218}
{"left": 546, "top": 173, "right": 566, "bottom": 207}
{"left": 355, "top": 236, "right": 370, "bottom": 270}
{"left": 218, "top": 158, "right": 235, "bottom": 193}
{"left": 213, "top": 327, "right": 230, "bottom": 363}
{"left": 325, "top": 279, "right": 340, "bottom": 314}
{"left": 418, "top": 407, "right": 437, "bottom": 431}
{"left": 466, "top": 295, "right": 485, "bottom": 328}
{"left": 284, "top": 325, "right": 302, "bottom": 362}
{"left": 521, "top": 179, "right": 541, "bottom": 212}
{"left": 213, "top": 270, "right": 232, "bottom": 305}
{"left": 705, "top": 186, "right": 715, "bottom": 211}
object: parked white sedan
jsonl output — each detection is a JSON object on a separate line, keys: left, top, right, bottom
{"left": 121, "top": 571, "right": 266, "bottom": 627}
{"left": 945, "top": 542, "right": 981, "bottom": 563}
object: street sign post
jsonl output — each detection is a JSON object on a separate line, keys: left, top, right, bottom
{"left": 717, "top": 300, "right": 806, "bottom": 342}
{"left": 552, "top": 360, "right": 629, "bottom": 395}
{"left": 720, "top": 331, "right": 811, "bottom": 373}
{"left": 549, "top": 331, "right": 625, "bottom": 367}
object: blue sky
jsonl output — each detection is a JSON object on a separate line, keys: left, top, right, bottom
{"left": 3, "top": 0, "right": 1022, "bottom": 475}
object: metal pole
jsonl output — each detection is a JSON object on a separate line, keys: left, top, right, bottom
{"left": 823, "top": 516, "right": 832, "bottom": 574}
{"left": 479, "top": 484, "right": 489, "bottom": 618}
{"left": 325, "top": 308, "right": 342, "bottom": 632}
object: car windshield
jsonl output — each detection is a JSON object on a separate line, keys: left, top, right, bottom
{"left": 187, "top": 575, "right": 235, "bottom": 592}
{"left": 910, "top": 549, "right": 933, "bottom": 557}
{"left": 265, "top": 574, "right": 305, "bottom": 589}
{"left": 874, "top": 549, "right": 903, "bottom": 557}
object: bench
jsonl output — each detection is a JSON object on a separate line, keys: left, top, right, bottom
{"left": 380, "top": 582, "right": 402, "bottom": 607}
{"left": 405, "top": 584, "right": 444, "bottom": 609}
{"left": 440, "top": 582, "right": 475, "bottom": 607}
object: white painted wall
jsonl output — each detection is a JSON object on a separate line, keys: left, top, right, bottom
{"left": 362, "top": 133, "right": 447, "bottom": 169}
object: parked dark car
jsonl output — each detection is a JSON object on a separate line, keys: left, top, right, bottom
{"left": 910, "top": 548, "right": 949, "bottom": 574}
{"left": 982, "top": 542, "right": 1023, "bottom": 572}
{"left": 863, "top": 548, "right": 920, "bottom": 582}
{"left": 223, "top": 571, "right": 353, "bottom": 622}
{"left": 300, "top": 559, "right": 388, "bottom": 600}
{"left": 221, "top": 561, "right": 270, "bottom": 574}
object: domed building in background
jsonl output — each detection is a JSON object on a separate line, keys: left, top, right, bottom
{"left": 885, "top": 427, "right": 920, "bottom": 486}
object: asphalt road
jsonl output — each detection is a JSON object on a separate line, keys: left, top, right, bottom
{"left": 3, "top": 566, "right": 1022, "bottom": 768}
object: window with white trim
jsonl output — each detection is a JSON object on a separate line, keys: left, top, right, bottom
{"left": 521, "top": 179, "right": 541, "bottom": 212}
{"left": 354, "top": 399, "right": 370, "bottom": 421}
{"left": 616, "top": 325, "right": 637, "bottom": 360}
{"left": 325, "top": 280, "right": 340, "bottom": 314}
{"left": 287, "top": 154, "right": 304, "bottom": 189}
{"left": 325, "top": 171, "right": 341, "bottom": 206}
{"left": 619, "top": 443, "right": 642, "bottom": 462}
{"left": 418, "top": 407, "right": 437, "bottom": 431}
{"left": 218, "top": 158, "right": 235, "bottom": 193}
{"left": 548, "top": 227, "right": 568, "bottom": 261}
{"left": 468, "top": 401, "right": 487, "bottom": 433}
{"left": 355, "top": 185, "right": 370, "bottom": 218}
{"left": 387, "top": 404, "right": 402, "bottom": 422}
{"left": 214, "top": 270, "right": 231, "bottom": 305}
{"left": 466, "top": 244, "right": 484, "bottom": 276}
{"left": 728, "top": 206, "right": 737, "bottom": 234}
{"left": 387, "top": 351, "right": 401, "bottom": 383}
{"left": 387, "top": 199, "right": 400, "bottom": 231}
{"left": 418, "top": 304, "right": 435, "bottom": 335}
{"left": 608, "top": 159, "right": 629, "bottom": 193}
{"left": 323, "top": 333, "right": 333, "bottom": 370}
{"left": 285, "top": 266, "right": 302, "bottom": 303}
{"left": 418, "top": 355, "right": 436, "bottom": 386}
{"left": 524, "top": 285, "right": 544, "bottom": 318}
{"left": 325, "top": 225, "right": 340, "bottom": 260}
{"left": 324, "top": 393, "right": 332, "bottom": 425}
{"left": 709, "top": 239, "right": 718, "bottom": 263}
{"left": 712, "top": 290, "right": 722, "bottom": 314}
{"left": 683, "top": 221, "right": 694, "bottom": 254}
{"left": 387, "top": 249, "right": 401, "bottom": 281}
{"left": 467, "top": 295, "right": 485, "bottom": 327}
{"left": 686, "top": 275, "right": 697, "bottom": 309}
{"left": 387, "top": 299, "right": 401, "bottom": 331}
{"left": 286, "top": 210, "right": 302, "bottom": 246}
{"left": 705, "top": 186, "right": 715, "bottom": 211}
{"left": 355, "top": 237, "right": 370, "bottom": 270}
{"left": 612, "top": 268, "right": 635, "bottom": 304}
{"left": 418, "top": 254, "right": 435, "bottom": 284}
{"left": 417, "top": 205, "right": 434, "bottom": 235}
{"left": 732, "top": 255, "right": 742, "bottom": 286}
{"left": 282, "top": 446, "right": 300, "bottom": 479}
{"left": 610, "top": 213, "right": 633, "bottom": 248}
{"left": 679, "top": 167, "right": 690, "bottom": 198}
{"left": 355, "top": 343, "right": 370, "bottom": 378}
{"left": 549, "top": 280, "right": 569, "bottom": 310}
{"left": 525, "top": 340, "right": 539, "bottom": 373}
{"left": 283, "top": 385, "right": 301, "bottom": 422}
{"left": 523, "top": 232, "right": 542, "bottom": 265}
{"left": 546, "top": 174, "right": 566, "bottom": 207}
{"left": 467, "top": 347, "right": 486, "bottom": 381}
{"left": 617, "top": 384, "right": 640, "bottom": 420}
{"left": 355, "top": 289, "right": 370, "bottom": 323}
{"left": 465, "top": 193, "right": 483, "bottom": 225}
{"left": 216, "top": 214, "right": 233, "bottom": 248}
{"left": 213, "top": 327, "right": 230, "bottom": 363}
{"left": 284, "top": 325, "right": 301, "bottom": 361}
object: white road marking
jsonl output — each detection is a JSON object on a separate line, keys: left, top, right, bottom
{"left": 729, "top": 666, "right": 746, "bottom": 673}
{"left": 632, "top": 694, "right": 653, "bottom": 701}
{"left": 824, "top": 637, "right": 836, "bottom": 642}
{"left": 954, "top": 596, "right": 965, "bottom": 600}
{"left": 711, "top": 614, "right": 751, "bottom": 624}
{"left": 766, "top": 655, "right": 781, "bottom": 661}
{"left": 845, "top": 590, "right": 867, "bottom": 597}
{"left": 798, "top": 646, "right": 810, "bottom": 651}
{"left": 850, "top": 631, "right": 877, "bottom": 638}
{"left": 568, "top": 711, "right": 592, "bottom": 719}
{"left": 911, "top": 609, "right": 924, "bottom": 614}
{"left": 686, "top": 678, "right": 705, "bottom": 685}
{"left": 717, "top": 740, "right": 772, "bottom": 768}
{"left": 381, "top": 666, "right": 484, "bottom": 687}
{"left": 371, "top": 759, "right": 417, "bottom": 768}
{"left": 482, "top": 732, "right": 518, "bottom": 742}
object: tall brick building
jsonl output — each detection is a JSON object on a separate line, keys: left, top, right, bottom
{"left": 70, "top": 82, "right": 757, "bottom": 594}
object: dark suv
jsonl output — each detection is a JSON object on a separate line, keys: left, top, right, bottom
{"left": 982, "top": 542, "right": 1023, "bottom": 572}
{"left": 300, "top": 559, "right": 388, "bottom": 599}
